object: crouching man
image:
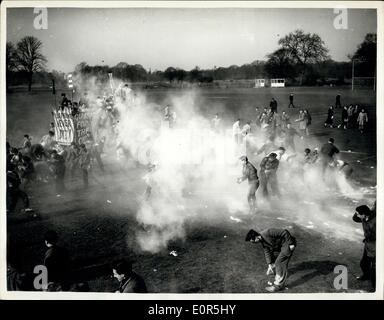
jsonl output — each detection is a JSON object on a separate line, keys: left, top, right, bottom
{"left": 245, "top": 228, "right": 296, "bottom": 292}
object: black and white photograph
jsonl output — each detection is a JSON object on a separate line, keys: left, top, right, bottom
{"left": 0, "top": 1, "right": 382, "bottom": 299}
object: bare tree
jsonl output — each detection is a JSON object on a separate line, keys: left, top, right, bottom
{"left": 278, "top": 29, "right": 329, "bottom": 84}
{"left": 6, "top": 42, "right": 18, "bottom": 92}
{"left": 16, "top": 36, "right": 47, "bottom": 91}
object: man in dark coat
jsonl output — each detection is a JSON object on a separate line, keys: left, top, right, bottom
{"left": 270, "top": 98, "right": 278, "bottom": 113}
{"left": 288, "top": 93, "right": 295, "bottom": 108}
{"left": 237, "top": 156, "right": 260, "bottom": 213}
{"left": 353, "top": 204, "right": 376, "bottom": 289}
{"left": 246, "top": 228, "right": 296, "bottom": 292}
{"left": 259, "top": 153, "right": 280, "bottom": 199}
{"left": 44, "top": 230, "right": 70, "bottom": 290}
{"left": 335, "top": 94, "right": 341, "bottom": 109}
{"left": 320, "top": 137, "right": 340, "bottom": 177}
{"left": 112, "top": 259, "right": 147, "bottom": 293}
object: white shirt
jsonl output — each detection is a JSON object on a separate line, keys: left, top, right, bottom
{"left": 232, "top": 121, "right": 241, "bottom": 136}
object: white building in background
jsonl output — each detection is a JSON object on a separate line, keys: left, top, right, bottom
{"left": 271, "top": 78, "right": 285, "bottom": 87}
{"left": 254, "top": 79, "right": 266, "bottom": 88}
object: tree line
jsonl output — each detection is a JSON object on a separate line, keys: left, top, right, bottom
{"left": 7, "top": 30, "right": 376, "bottom": 91}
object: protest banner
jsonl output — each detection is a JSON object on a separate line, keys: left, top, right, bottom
{"left": 53, "top": 107, "right": 74, "bottom": 145}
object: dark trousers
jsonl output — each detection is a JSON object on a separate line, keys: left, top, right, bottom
{"left": 360, "top": 248, "right": 376, "bottom": 289}
{"left": 247, "top": 180, "right": 259, "bottom": 210}
{"left": 260, "top": 172, "right": 280, "bottom": 198}
{"left": 274, "top": 245, "right": 295, "bottom": 287}
{"left": 288, "top": 102, "right": 295, "bottom": 108}
{"left": 7, "top": 189, "right": 29, "bottom": 211}
{"left": 82, "top": 169, "right": 89, "bottom": 188}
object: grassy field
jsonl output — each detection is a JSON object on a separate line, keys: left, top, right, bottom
{"left": 6, "top": 86, "right": 376, "bottom": 293}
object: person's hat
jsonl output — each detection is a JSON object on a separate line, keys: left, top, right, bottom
{"left": 329, "top": 138, "right": 335, "bottom": 143}
{"left": 269, "top": 153, "right": 277, "bottom": 158}
{"left": 356, "top": 205, "right": 372, "bottom": 217}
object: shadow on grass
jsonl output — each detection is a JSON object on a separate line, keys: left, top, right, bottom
{"left": 288, "top": 260, "right": 340, "bottom": 288}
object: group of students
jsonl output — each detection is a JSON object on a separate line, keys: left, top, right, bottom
{"left": 6, "top": 125, "right": 107, "bottom": 215}
{"left": 325, "top": 104, "right": 369, "bottom": 133}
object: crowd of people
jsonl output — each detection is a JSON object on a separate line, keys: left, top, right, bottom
{"left": 6, "top": 90, "right": 375, "bottom": 293}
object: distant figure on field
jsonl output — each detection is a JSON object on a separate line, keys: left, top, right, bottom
{"left": 335, "top": 94, "right": 341, "bottom": 109}
{"left": 270, "top": 98, "right": 278, "bottom": 113}
{"left": 338, "top": 106, "right": 349, "bottom": 130}
{"left": 324, "top": 106, "right": 334, "bottom": 128}
{"left": 357, "top": 109, "right": 368, "bottom": 133}
{"left": 288, "top": 93, "right": 295, "bottom": 108}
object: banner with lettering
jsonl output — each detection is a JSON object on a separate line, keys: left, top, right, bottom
{"left": 53, "top": 107, "right": 74, "bottom": 145}
{"left": 74, "top": 111, "right": 92, "bottom": 145}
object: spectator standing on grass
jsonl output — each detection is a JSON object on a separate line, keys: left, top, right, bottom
{"left": 320, "top": 137, "right": 339, "bottom": 177}
{"left": 353, "top": 205, "right": 376, "bottom": 290}
{"left": 288, "top": 93, "right": 295, "bottom": 108}
{"left": 324, "top": 106, "right": 334, "bottom": 128}
{"left": 48, "top": 150, "right": 66, "bottom": 194}
{"left": 245, "top": 228, "right": 296, "bottom": 292}
{"left": 79, "top": 143, "right": 91, "bottom": 188}
{"left": 357, "top": 108, "right": 368, "bottom": 133}
{"left": 44, "top": 230, "right": 70, "bottom": 291}
{"left": 270, "top": 98, "right": 278, "bottom": 113}
{"left": 112, "top": 259, "right": 147, "bottom": 293}
{"left": 339, "top": 106, "right": 349, "bottom": 130}
{"left": 335, "top": 94, "right": 342, "bottom": 109}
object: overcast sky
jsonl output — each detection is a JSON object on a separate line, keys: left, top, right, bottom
{"left": 7, "top": 7, "right": 377, "bottom": 73}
